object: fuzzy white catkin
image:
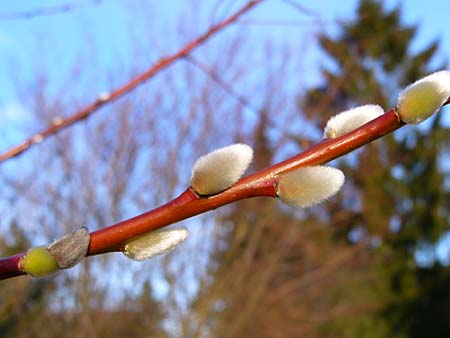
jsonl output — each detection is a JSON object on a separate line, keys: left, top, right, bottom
{"left": 277, "top": 166, "right": 345, "bottom": 208}
{"left": 123, "top": 227, "right": 189, "bottom": 261}
{"left": 397, "top": 70, "right": 450, "bottom": 124}
{"left": 190, "top": 143, "right": 253, "bottom": 195}
{"left": 324, "top": 104, "right": 384, "bottom": 139}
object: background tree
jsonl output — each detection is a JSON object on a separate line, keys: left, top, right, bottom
{"left": 301, "top": 0, "right": 449, "bottom": 337}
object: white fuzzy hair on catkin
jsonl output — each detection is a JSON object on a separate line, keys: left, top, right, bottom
{"left": 277, "top": 166, "right": 345, "bottom": 208}
{"left": 324, "top": 104, "right": 384, "bottom": 139}
{"left": 397, "top": 70, "right": 450, "bottom": 124}
{"left": 123, "top": 227, "right": 189, "bottom": 261}
{"left": 190, "top": 143, "right": 253, "bottom": 195}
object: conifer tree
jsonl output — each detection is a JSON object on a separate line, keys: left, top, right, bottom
{"left": 302, "top": 0, "right": 449, "bottom": 337}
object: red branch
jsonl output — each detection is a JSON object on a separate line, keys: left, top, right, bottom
{"left": 1, "top": 97, "right": 449, "bottom": 279}
{"left": 0, "top": 0, "right": 263, "bottom": 164}
{"left": 89, "top": 109, "right": 404, "bottom": 254}
{"left": 0, "top": 253, "right": 24, "bottom": 280}
{"left": 0, "top": 108, "right": 404, "bottom": 279}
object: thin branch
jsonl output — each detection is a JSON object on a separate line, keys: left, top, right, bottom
{"left": 279, "top": 0, "right": 322, "bottom": 20}
{"left": 0, "top": 0, "right": 102, "bottom": 20}
{"left": 0, "top": 0, "right": 264, "bottom": 164}
{"left": 236, "top": 19, "right": 337, "bottom": 27}
{"left": 184, "top": 55, "right": 259, "bottom": 114}
{"left": 184, "top": 55, "right": 313, "bottom": 146}
{"left": 213, "top": 0, "right": 239, "bottom": 24}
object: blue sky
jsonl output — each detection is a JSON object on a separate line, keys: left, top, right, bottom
{"left": 0, "top": 0, "right": 449, "bottom": 98}
{"left": 1, "top": 0, "right": 449, "bottom": 80}
{"left": 1, "top": 0, "right": 449, "bottom": 129}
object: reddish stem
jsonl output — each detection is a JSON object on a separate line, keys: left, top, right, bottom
{"left": 88, "top": 109, "right": 403, "bottom": 255}
{"left": 0, "top": 253, "right": 25, "bottom": 279}
{"left": 0, "top": 108, "right": 406, "bottom": 279}
{"left": 0, "top": 0, "right": 263, "bottom": 164}
{"left": 3, "top": 105, "right": 439, "bottom": 279}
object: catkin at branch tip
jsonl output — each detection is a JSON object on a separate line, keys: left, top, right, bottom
{"left": 397, "top": 70, "right": 450, "bottom": 124}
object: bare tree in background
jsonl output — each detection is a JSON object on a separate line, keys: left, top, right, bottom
{"left": 0, "top": 2, "right": 305, "bottom": 336}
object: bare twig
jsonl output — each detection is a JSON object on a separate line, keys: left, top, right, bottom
{"left": 184, "top": 55, "right": 258, "bottom": 114}
{"left": 0, "top": 0, "right": 264, "bottom": 164}
{"left": 236, "top": 19, "right": 337, "bottom": 27}
{"left": 279, "top": 0, "right": 322, "bottom": 20}
{"left": 0, "top": 0, "right": 102, "bottom": 21}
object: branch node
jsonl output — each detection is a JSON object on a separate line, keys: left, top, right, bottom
{"left": 48, "top": 227, "right": 90, "bottom": 269}
{"left": 98, "top": 92, "right": 111, "bottom": 102}
{"left": 31, "top": 134, "right": 44, "bottom": 144}
{"left": 52, "top": 116, "right": 64, "bottom": 126}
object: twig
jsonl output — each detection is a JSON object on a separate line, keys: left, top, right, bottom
{"left": 0, "top": 0, "right": 264, "bottom": 164}
{"left": 184, "top": 55, "right": 258, "bottom": 113}
{"left": 279, "top": 0, "right": 322, "bottom": 19}
{"left": 0, "top": 0, "right": 102, "bottom": 21}
{"left": 236, "top": 19, "right": 337, "bottom": 27}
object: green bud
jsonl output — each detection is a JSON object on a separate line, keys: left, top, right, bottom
{"left": 20, "top": 246, "right": 60, "bottom": 277}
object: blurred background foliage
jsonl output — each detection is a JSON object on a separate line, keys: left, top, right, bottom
{"left": 0, "top": 0, "right": 449, "bottom": 337}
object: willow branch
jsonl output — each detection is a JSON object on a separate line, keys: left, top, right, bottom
{"left": 0, "top": 108, "right": 405, "bottom": 279}
{"left": 0, "top": 0, "right": 263, "bottom": 164}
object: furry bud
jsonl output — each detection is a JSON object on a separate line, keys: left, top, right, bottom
{"left": 324, "top": 105, "right": 384, "bottom": 138}
{"left": 277, "top": 166, "right": 345, "bottom": 208}
{"left": 190, "top": 143, "right": 253, "bottom": 195}
{"left": 123, "top": 227, "right": 189, "bottom": 261}
{"left": 397, "top": 70, "right": 450, "bottom": 124}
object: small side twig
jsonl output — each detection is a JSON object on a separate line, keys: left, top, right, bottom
{"left": 0, "top": 0, "right": 102, "bottom": 21}
{"left": 184, "top": 55, "right": 258, "bottom": 114}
